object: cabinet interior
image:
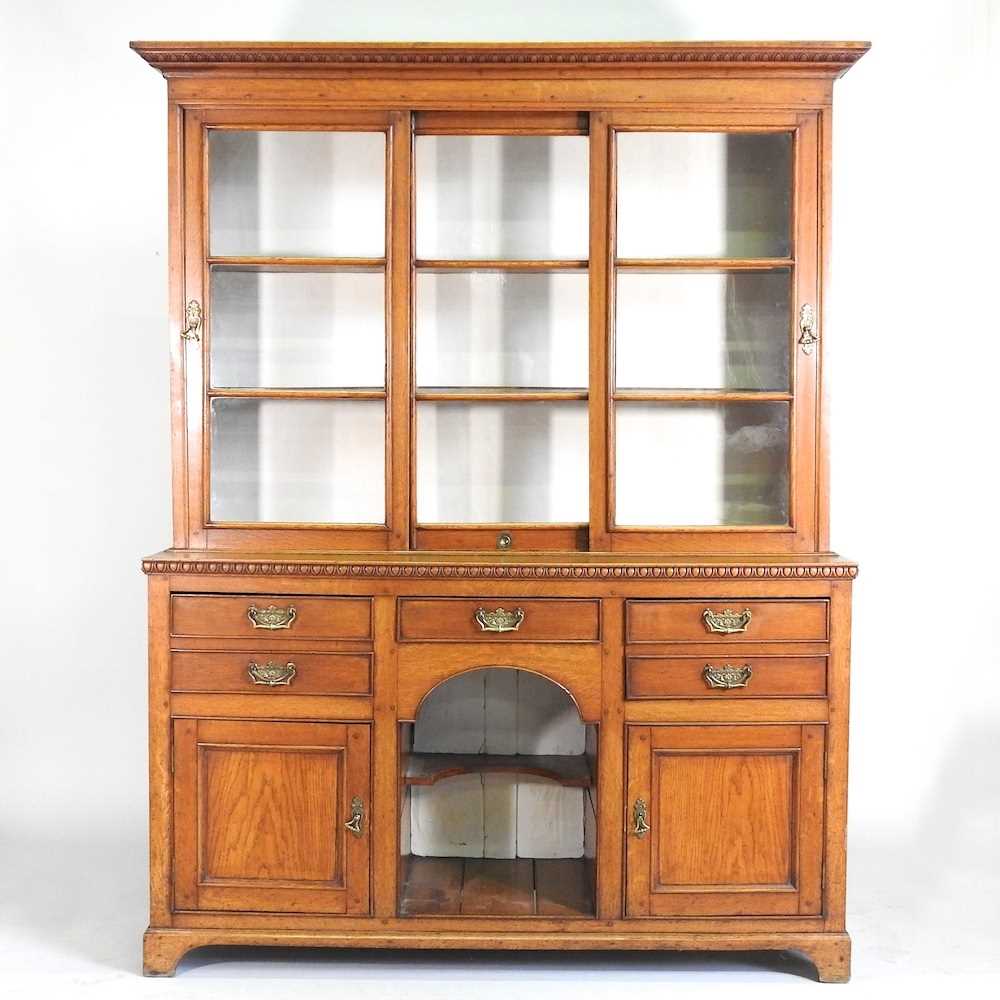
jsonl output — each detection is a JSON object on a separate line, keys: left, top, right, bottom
{"left": 398, "top": 668, "right": 598, "bottom": 917}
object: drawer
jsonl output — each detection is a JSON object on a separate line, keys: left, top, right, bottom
{"left": 397, "top": 598, "right": 600, "bottom": 642}
{"left": 626, "top": 655, "right": 827, "bottom": 699}
{"left": 171, "top": 595, "right": 372, "bottom": 641}
{"left": 171, "top": 651, "right": 372, "bottom": 695}
{"left": 626, "top": 599, "right": 828, "bottom": 644}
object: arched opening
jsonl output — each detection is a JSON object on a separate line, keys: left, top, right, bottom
{"left": 399, "top": 667, "right": 597, "bottom": 918}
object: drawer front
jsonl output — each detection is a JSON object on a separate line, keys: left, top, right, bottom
{"left": 626, "top": 655, "right": 827, "bottom": 699}
{"left": 172, "top": 651, "right": 372, "bottom": 696}
{"left": 171, "top": 595, "right": 372, "bottom": 641}
{"left": 397, "top": 598, "right": 601, "bottom": 642}
{"left": 626, "top": 599, "right": 828, "bottom": 643}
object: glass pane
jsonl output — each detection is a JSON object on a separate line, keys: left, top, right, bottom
{"left": 416, "top": 271, "right": 588, "bottom": 388}
{"left": 616, "top": 270, "right": 790, "bottom": 390}
{"left": 417, "top": 402, "right": 587, "bottom": 523}
{"left": 416, "top": 135, "right": 588, "bottom": 259}
{"left": 210, "top": 269, "right": 385, "bottom": 389}
{"left": 211, "top": 398, "right": 384, "bottom": 523}
{"left": 209, "top": 131, "right": 385, "bottom": 257}
{"left": 615, "top": 402, "right": 789, "bottom": 526}
{"left": 617, "top": 132, "right": 792, "bottom": 258}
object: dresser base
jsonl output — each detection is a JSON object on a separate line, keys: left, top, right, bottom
{"left": 143, "top": 926, "right": 851, "bottom": 982}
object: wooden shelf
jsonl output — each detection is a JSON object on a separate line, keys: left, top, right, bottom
{"left": 402, "top": 752, "right": 592, "bottom": 788}
{"left": 399, "top": 857, "right": 595, "bottom": 918}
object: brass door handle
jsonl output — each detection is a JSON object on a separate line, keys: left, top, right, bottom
{"left": 247, "top": 604, "right": 297, "bottom": 630}
{"left": 798, "top": 302, "right": 818, "bottom": 354}
{"left": 345, "top": 796, "right": 365, "bottom": 838}
{"left": 179, "top": 299, "right": 202, "bottom": 342}
{"left": 247, "top": 661, "right": 296, "bottom": 686}
{"left": 703, "top": 664, "right": 752, "bottom": 689}
{"left": 702, "top": 607, "right": 752, "bottom": 634}
{"left": 474, "top": 606, "right": 525, "bottom": 633}
{"left": 633, "top": 799, "right": 651, "bottom": 838}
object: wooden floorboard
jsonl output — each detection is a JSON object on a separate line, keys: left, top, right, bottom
{"left": 461, "top": 859, "right": 535, "bottom": 915}
{"left": 398, "top": 857, "right": 464, "bottom": 916}
{"left": 535, "top": 858, "right": 595, "bottom": 917}
{"left": 400, "top": 857, "right": 595, "bottom": 917}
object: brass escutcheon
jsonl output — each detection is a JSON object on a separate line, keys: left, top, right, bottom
{"left": 345, "top": 796, "right": 364, "bottom": 838}
{"left": 633, "top": 798, "right": 651, "bottom": 838}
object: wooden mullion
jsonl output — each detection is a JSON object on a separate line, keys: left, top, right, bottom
{"left": 589, "top": 112, "right": 612, "bottom": 550}
{"left": 388, "top": 110, "right": 413, "bottom": 550}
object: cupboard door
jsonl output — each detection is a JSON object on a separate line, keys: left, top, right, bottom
{"left": 602, "top": 111, "right": 820, "bottom": 552}
{"left": 173, "top": 719, "right": 371, "bottom": 914}
{"left": 625, "top": 724, "right": 823, "bottom": 917}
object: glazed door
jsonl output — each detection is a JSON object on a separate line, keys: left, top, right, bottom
{"left": 600, "top": 111, "right": 821, "bottom": 553}
{"left": 625, "top": 724, "right": 824, "bottom": 916}
{"left": 173, "top": 719, "right": 371, "bottom": 914}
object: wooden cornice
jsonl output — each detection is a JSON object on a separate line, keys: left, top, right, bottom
{"left": 142, "top": 550, "right": 858, "bottom": 580}
{"left": 130, "top": 41, "right": 870, "bottom": 77}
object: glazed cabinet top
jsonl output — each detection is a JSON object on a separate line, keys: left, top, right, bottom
{"left": 133, "top": 41, "right": 867, "bottom": 557}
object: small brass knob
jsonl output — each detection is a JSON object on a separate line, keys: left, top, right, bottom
{"left": 497, "top": 532, "right": 512, "bottom": 550}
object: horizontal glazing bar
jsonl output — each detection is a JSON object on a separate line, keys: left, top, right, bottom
{"left": 208, "top": 388, "right": 386, "bottom": 399}
{"left": 209, "top": 256, "right": 386, "bottom": 270}
{"left": 417, "top": 388, "right": 588, "bottom": 401}
{"left": 613, "top": 390, "right": 792, "bottom": 402}
{"left": 616, "top": 258, "right": 793, "bottom": 270}
{"left": 415, "top": 259, "right": 588, "bottom": 271}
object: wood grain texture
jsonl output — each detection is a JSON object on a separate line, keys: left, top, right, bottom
{"left": 172, "top": 719, "right": 371, "bottom": 915}
{"left": 626, "top": 599, "right": 829, "bottom": 643}
{"left": 171, "top": 651, "right": 372, "bottom": 695}
{"left": 626, "top": 724, "right": 825, "bottom": 917}
{"left": 398, "top": 598, "right": 600, "bottom": 642}
{"left": 171, "top": 595, "right": 372, "bottom": 641}
{"left": 626, "top": 655, "right": 827, "bottom": 699}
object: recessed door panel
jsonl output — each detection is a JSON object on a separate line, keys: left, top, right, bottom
{"left": 174, "top": 719, "right": 371, "bottom": 914}
{"left": 626, "top": 724, "right": 824, "bottom": 917}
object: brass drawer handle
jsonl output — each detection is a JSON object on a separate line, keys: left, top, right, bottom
{"left": 633, "top": 798, "right": 651, "bottom": 839}
{"left": 345, "top": 795, "right": 365, "bottom": 838}
{"left": 474, "top": 606, "right": 525, "bottom": 633}
{"left": 702, "top": 607, "right": 752, "bottom": 634}
{"left": 247, "top": 661, "right": 296, "bottom": 686}
{"left": 704, "top": 663, "right": 752, "bottom": 689}
{"left": 247, "top": 604, "right": 297, "bottom": 630}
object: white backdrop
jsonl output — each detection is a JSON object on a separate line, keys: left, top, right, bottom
{"left": 1, "top": 1, "right": 998, "bottom": 997}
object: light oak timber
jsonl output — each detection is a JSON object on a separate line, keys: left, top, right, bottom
{"left": 137, "top": 40, "right": 862, "bottom": 983}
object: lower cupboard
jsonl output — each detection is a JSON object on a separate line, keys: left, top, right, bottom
{"left": 145, "top": 570, "right": 854, "bottom": 984}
